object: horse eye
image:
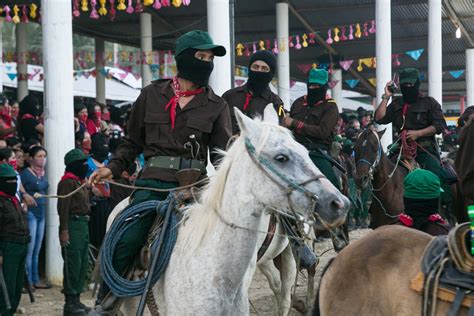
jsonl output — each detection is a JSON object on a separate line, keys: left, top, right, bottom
{"left": 274, "top": 154, "right": 289, "bottom": 163}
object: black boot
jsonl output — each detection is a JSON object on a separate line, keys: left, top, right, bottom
{"left": 74, "top": 295, "right": 91, "bottom": 313}
{"left": 64, "top": 294, "right": 86, "bottom": 316}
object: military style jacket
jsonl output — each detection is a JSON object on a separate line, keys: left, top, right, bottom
{"left": 455, "top": 122, "right": 474, "bottom": 205}
{"left": 222, "top": 85, "right": 285, "bottom": 134}
{"left": 57, "top": 178, "right": 90, "bottom": 232}
{"left": 0, "top": 195, "right": 29, "bottom": 243}
{"left": 108, "top": 79, "right": 232, "bottom": 182}
{"left": 288, "top": 96, "right": 340, "bottom": 149}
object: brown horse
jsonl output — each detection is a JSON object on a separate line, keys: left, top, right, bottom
{"left": 353, "top": 128, "right": 408, "bottom": 228}
{"left": 314, "top": 225, "right": 471, "bottom": 315}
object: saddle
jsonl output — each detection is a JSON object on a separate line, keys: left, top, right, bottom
{"left": 410, "top": 223, "right": 474, "bottom": 316}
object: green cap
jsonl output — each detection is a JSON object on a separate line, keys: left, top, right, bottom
{"left": 0, "top": 163, "right": 17, "bottom": 178}
{"left": 308, "top": 68, "right": 329, "bottom": 85}
{"left": 64, "top": 149, "right": 87, "bottom": 166}
{"left": 399, "top": 68, "right": 419, "bottom": 84}
{"left": 403, "top": 169, "right": 444, "bottom": 199}
{"left": 175, "top": 30, "right": 226, "bottom": 57}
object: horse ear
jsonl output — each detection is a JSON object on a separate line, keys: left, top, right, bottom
{"left": 378, "top": 128, "right": 386, "bottom": 137}
{"left": 234, "top": 107, "right": 257, "bottom": 134}
{"left": 263, "top": 103, "right": 279, "bottom": 125}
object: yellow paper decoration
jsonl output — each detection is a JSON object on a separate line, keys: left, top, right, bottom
{"left": 258, "top": 40, "right": 265, "bottom": 50}
{"left": 81, "top": 0, "right": 88, "bottom": 11}
{"left": 30, "top": 4, "right": 38, "bottom": 18}
{"left": 355, "top": 23, "right": 362, "bottom": 38}
{"left": 368, "top": 78, "right": 376, "bottom": 86}
{"left": 98, "top": 0, "right": 107, "bottom": 15}
{"left": 302, "top": 34, "right": 308, "bottom": 47}
{"left": 312, "top": 63, "right": 317, "bottom": 69}
{"left": 147, "top": 52, "right": 153, "bottom": 65}
{"left": 279, "top": 39, "right": 287, "bottom": 53}
{"left": 144, "top": 0, "right": 154, "bottom": 5}
{"left": 117, "top": 0, "right": 127, "bottom": 10}
{"left": 172, "top": 0, "right": 182, "bottom": 7}
{"left": 361, "top": 58, "right": 373, "bottom": 68}
{"left": 106, "top": 52, "right": 113, "bottom": 62}
{"left": 334, "top": 27, "right": 340, "bottom": 42}
{"left": 357, "top": 59, "right": 363, "bottom": 72}
{"left": 236, "top": 43, "right": 244, "bottom": 56}
{"left": 12, "top": 5, "right": 20, "bottom": 24}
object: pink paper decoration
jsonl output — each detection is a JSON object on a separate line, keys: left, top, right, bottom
{"left": 308, "top": 33, "right": 316, "bottom": 44}
{"left": 252, "top": 42, "right": 257, "bottom": 54}
{"left": 183, "top": 0, "right": 191, "bottom": 5}
{"left": 363, "top": 22, "right": 369, "bottom": 36}
{"left": 126, "top": 0, "right": 134, "bottom": 13}
{"left": 348, "top": 24, "right": 354, "bottom": 40}
{"left": 328, "top": 80, "right": 339, "bottom": 89}
{"left": 90, "top": 0, "right": 99, "bottom": 19}
{"left": 295, "top": 35, "right": 302, "bottom": 49}
{"left": 326, "top": 29, "right": 333, "bottom": 44}
{"left": 369, "top": 20, "right": 376, "bottom": 34}
{"left": 244, "top": 44, "right": 251, "bottom": 57}
{"left": 135, "top": 0, "right": 144, "bottom": 13}
{"left": 153, "top": 0, "right": 162, "bottom": 9}
{"left": 73, "top": 0, "right": 81, "bottom": 17}
{"left": 341, "top": 26, "right": 347, "bottom": 41}
{"left": 4, "top": 6, "right": 12, "bottom": 22}
{"left": 272, "top": 39, "right": 279, "bottom": 54}
{"left": 289, "top": 36, "right": 294, "bottom": 48}
{"left": 109, "top": 0, "right": 116, "bottom": 20}
{"left": 161, "top": 0, "right": 171, "bottom": 6}
{"left": 265, "top": 39, "right": 271, "bottom": 50}
{"left": 21, "top": 5, "right": 29, "bottom": 23}
{"left": 339, "top": 60, "right": 354, "bottom": 71}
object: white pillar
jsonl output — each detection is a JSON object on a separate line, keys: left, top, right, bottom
{"left": 95, "top": 38, "right": 106, "bottom": 104}
{"left": 0, "top": 18, "right": 3, "bottom": 95}
{"left": 276, "top": 1, "right": 290, "bottom": 109}
{"left": 16, "top": 22, "right": 28, "bottom": 101}
{"left": 376, "top": 0, "right": 392, "bottom": 151}
{"left": 140, "top": 13, "right": 152, "bottom": 88}
{"left": 207, "top": 0, "right": 231, "bottom": 96}
{"left": 42, "top": 0, "right": 75, "bottom": 286}
{"left": 331, "top": 69, "right": 342, "bottom": 112}
{"left": 429, "top": 0, "right": 442, "bottom": 106}
{"left": 467, "top": 49, "right": 474, "bottom": 108}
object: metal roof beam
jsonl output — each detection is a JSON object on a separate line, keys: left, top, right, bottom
{"left": 442, "top": 0, "right": 474, "bottom": 47}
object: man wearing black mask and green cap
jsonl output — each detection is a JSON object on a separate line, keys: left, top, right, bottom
{"left": 375, "top": 67, "right": 451, "bottom": 208}
{"left": 283, "top": 68, "right": 340, "bottom": 190}
{"left": 58, "top": 149, "right": 91, "bottom": 315}
{"left": 223, "top": 50, "right": 285, "bottom": 134}
{"left": 0, "top": 163, "right": 29, "bottom": 316}
{"left": 89, "top": 30, "right": 231, "bottom": 314}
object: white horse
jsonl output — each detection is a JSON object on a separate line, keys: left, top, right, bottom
{"left": 106, "top": 106, "right": 349, "bottom": 315}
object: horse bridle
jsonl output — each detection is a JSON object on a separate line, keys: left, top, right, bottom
{"left": 355, "top": 129, "right": 382, "bottom": 180}
{"left": 244, "top": 137, "right": 326, "bottom": 225}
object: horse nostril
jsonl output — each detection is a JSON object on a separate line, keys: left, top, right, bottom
{"left": 330, "top": 199, "right": 345, "bottom": 211}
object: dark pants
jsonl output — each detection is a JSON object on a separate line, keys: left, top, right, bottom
{"left": 309, "top": 150, "right": 341, "bottom": 191}
{"left": 0, "top": 241, "right": 28, "bottom": 316}
{"left": 415, "top": 148, "right": 452, "bottom": 205}
{"left": 111, "top": 179, "right": 177, "bottom": 279}
{"left": 62, "top": 216, "right": 89, "bottom": 295}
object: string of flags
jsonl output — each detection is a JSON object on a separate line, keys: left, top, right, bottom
{"left": 1, "top": 0, "right": 189, "bottom": 23}
{"left": 235, "top": 19, "right": 376, "bottom": 56}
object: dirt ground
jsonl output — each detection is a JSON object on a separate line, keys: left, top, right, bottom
{"left": 17, "top": 229, "right": 370, "bottom": 316}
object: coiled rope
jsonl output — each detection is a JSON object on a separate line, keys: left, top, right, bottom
{"left": 400, "top": 130, "right": 418, "bottom": 160}
{"left": 100, "top": 197, "right": 178, "bottom": 298}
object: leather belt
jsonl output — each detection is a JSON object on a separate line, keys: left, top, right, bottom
{"left": 146, "top": 156, "right": 206, "bottom": 173}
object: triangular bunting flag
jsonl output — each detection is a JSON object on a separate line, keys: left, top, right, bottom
{"left": 419, "top": 72, "right": 425, "bottom": 81}
{"left": 368, "top": 78, "right": 376, "bottom": 86}
{"left": 5, "top": 65, "right": 13, "bottom": 72}
{"left": 133, "top": 73, "right": 142, "bottom": 80}
{"left": 339, "top": 60, "right": 353, "bottom": 71}
{"left": 119, "top": 73, "right": 128, "bottom": 80}
{"left": 7, "top": 73, "right": 17, "bottom": 81}
{"left": 405, "top": 49, "right": 424, "bottom": 61}
{"left": 328, "top": 80, "right": 339, "bottom": 89}
{"left": 345, "top": 79, "right": 359, "bottom": 89}
{"left": 449, "top": 70, "right": 464, "bottom": 79}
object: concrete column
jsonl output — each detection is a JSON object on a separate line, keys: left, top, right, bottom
{"left": 376, "top": 0, "right": 393, "bottom": 151}
{"left": 95, "top": 38, "right": 106, "bottom": 104}
{"left": 466, "top": 48, "right": 474, "bottom": 109}
{"left": 331, "top": 69, "right": 342, "bottom": 112}
{"left": 16, "top": 22, "right": 28, "bottom": 101}
{"left": 276, "top": 1, "right": 290, "bottom": 109}
{"left": 140, "top": 13, "right": 152, "bottom": 88}
{"left": 207, "top": 0, "right": 231, "bottom": 96}
{"left": 41, "top": 0, "right": 75, "bottom": 285}
{"left": 429, "top": 0, "right": 442, "bottom": 105}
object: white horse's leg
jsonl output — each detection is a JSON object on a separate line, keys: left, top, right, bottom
{"left": 279, "top": 244, "right": 297, "bottom": 316}
{"left": 257, "top": 260, "right": 283, "bottom": 314}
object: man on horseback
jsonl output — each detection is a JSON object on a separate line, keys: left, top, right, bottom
{"left": 223, "top": 50, "right": 285, "bottom": 135}
{"left": 88, "top": 30, "right": 232, "bottom": 314}
{"left": 375, "top": 68, "right": 452, "bottom": 210}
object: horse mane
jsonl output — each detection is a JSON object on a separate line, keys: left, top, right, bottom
{"left": 179, "top": 120, "right": 292, "bottom": 254}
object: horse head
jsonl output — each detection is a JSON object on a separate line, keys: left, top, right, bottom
{"left": 234, "top": 105, "right": 349, "bottom": 230}
{"left": 353, "top": 126, "right": 385, "bottom": 189}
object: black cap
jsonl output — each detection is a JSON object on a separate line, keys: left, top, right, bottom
{"left": 249, "top": 50, "right": 277, "bottom": 76}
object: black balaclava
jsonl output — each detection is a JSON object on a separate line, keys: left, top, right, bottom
{"left": 404, "top": 197, "right": 439, "bottom": 230}
{"left": 0, "top": 177, "right": 18, "bottom": 196}
{"left": 90, "top": 133, "right": 109, "bottom": 163}
{"left": 247, "top": 50, "right": 276, "bottom": 96}
{"left": 108, "top": 130, "right": 123, "bottom": 155}
{"left": 401, "top": 80, "right": 421, "bottom": 104}
{"left": 307, "top": 85, "right": 328, "bottom": 105}
{"left": 19, "top": 95, "right": 42, "bottom": 117}
{"left": 66, "top": 159, "right": 89, "bottom": 180}
{"left": 176, "top": 48, "right": 214, "bottom": 87}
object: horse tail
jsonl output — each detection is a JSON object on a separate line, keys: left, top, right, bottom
{"left": 311, "top": 257, "right": 335, "bottom": 316}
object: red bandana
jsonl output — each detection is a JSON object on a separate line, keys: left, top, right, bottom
{"left": 61, "top": 172, "right": 82, "bottom": 182}
{"left": 0, "top": 191, "right": 20, "bottom": 208}
{"left": 243, "top": 92, "right": 252, "bottom": 111}
{"left": 165, "top": 77, "right": 204, "bottom": 130}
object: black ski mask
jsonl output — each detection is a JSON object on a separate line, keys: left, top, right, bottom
{"left": 0, "top": 177, "right": 18, "bottom": 196}
{"left": 66, "top": 159, "right": 89, "bottom": 180}
{"left": 307, "top": 85, "right": 328, "bottom": 105}
{"left": 247, "top": 50, "right": 276, "bottom": 96}
{"left": 401, "top": 80, "right": 421, "bottom": 104}
{"left": 90, "top": 133, "right": 109, "bottom": 163}
{"left": 176, "top": 49, "right": 214, "bottom": 87}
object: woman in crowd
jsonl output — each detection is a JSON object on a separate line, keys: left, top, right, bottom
{"left": 20, "top": 146, "right": 50, "bottom": 289}
{"left": 86, "top": 103, "right": 103, "bottom": 136}
{"left": 18, "top": 95, "right": 44, "bottom": 143}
